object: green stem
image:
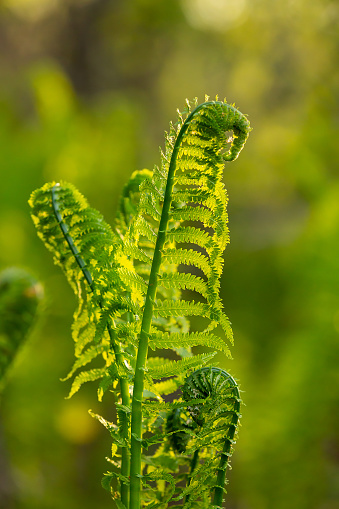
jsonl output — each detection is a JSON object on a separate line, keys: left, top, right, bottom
{"left": 129, "top": 102, "right": 212, "bottom": 509}
{"left": 119, "top": 376, "right": 131, "bottom": 508}
{"left": 51, "top": 185, "right": 130, "bottom": 508}
{"left": 185, "top": 449, "right": 199, "bottom": 504}
{"left": 213, "top": 396, "right": 240, "bottom": 508}
{"left": 189, "top": 449, "right": 199, "bottom": 478}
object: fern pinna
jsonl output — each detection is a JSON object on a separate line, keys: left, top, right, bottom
{"left": 29, "top": 98, "right": 250, "bottom": 509}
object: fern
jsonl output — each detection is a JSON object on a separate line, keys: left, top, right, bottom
{"left": 0, "top": 267, "right": 43, "bottom": 388}
{"left": 29, "top": 97, "right": 251, "bottom": 508}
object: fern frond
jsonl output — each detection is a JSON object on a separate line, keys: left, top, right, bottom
{"left": 128, "top": 100, "right": 250, "bottom": 508}
{"left": 29, "top": 181, "right": 139, "bottom": 359}
{"left": 29, "top": 180, "right": 134, "bottom": 507}
{"left": 29, "top": 182, "right": 119, "bottom": 295}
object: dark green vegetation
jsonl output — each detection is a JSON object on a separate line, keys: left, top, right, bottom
{"left": 0, "top": 1, "right": 338, "bottom": 508}
{"left": 29, "top": 100, "right": 250, "bottom": 508}
{"left": 0, "top": 268, "right": 43, "bottom": 388}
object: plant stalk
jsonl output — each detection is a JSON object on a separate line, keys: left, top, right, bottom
{"left": 213, "top": 396, "right": 240, "bottom": 507}
{"left": 185, "top": 449, "right": 199, "bottom": 504}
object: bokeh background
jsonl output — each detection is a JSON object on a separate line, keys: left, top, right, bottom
{"left": 0, "top": 0, "right": 338, "bottom": 508}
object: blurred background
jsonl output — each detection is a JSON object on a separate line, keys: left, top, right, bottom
{"left": 0, "top": 0, "right": 338, "bottom": 508}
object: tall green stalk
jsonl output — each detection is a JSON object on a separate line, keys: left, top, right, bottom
{"left": 213, "top": 389, "right": 240, "bottom": 507}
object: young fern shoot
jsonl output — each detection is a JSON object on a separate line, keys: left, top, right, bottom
{"left": 29, "top": 97, "right": 251, "bottom": 508}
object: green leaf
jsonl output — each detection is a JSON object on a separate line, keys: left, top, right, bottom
{"left": 149, "top": 330, "right": 231, "bottom": 357}
{"left": 66, "top": 367, "right": 106, "bottom": 398}
{"left": 158, "top": 272, "right": 208, "bottom": 298}
{"left": 146, "top": 352, "right": 216, "bottom": 380}
{"left": 61, "top": 343, "right": 109, "bottom": 381}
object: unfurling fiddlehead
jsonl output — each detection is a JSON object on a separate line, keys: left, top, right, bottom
{"left": 169, "top": 367, "right": 241, "bottom": 508}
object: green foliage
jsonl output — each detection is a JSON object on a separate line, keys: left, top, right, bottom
{"left": 29, "top": 98, "right": 250, "bottom": 508}
{"left": 0, "top": 267, "right": 43, "bottom": 387}
{"left": 0, "top": 5, "right": 338, "bottom": 508}
{"left": 181, "top": 367, "right": 241, "bottom": 507}
{"left": 29, "top": 181, "right": 129, "bottom": 395}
